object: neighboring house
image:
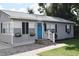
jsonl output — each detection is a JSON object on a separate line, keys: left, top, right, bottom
{"left": 0, "top": 10, "right": 75, "bottom": 46}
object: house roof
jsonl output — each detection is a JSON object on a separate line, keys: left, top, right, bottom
{"left": 1, "top": 10, "right": 75, "bottom": 24}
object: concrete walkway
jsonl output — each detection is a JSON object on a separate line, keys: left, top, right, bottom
{"left": 11, "top": 43, "right": 66, "bottom": 56}
{"left": 0, "top": 41, "right": 11, "bottom": 49}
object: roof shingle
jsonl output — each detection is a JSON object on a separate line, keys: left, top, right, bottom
{"left": 1, "top": 10, "right": 75, "bottom": 24}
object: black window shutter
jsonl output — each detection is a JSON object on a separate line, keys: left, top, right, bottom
{"left": 55, "top": 24, "right": 57, "bottom": 33}
{"left": 70, "top": 25, "right": 71, "bottom": 32}
{"left": 1, "top": 22, "right": 2, "bottom": 33}
{"left": 26, "top": 22, "right": 29, "bottom": 34}
{"left": 65, "top": 25, "right": 67, "bottom": 32}
{"left": 44, "top": 23, "right": 46, "bottom": 31}
{"left": 22, "top": 22, "right": 25, "bottom": 34}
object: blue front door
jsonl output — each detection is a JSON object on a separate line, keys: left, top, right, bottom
{"left": 37, "top": 23, "right": 42, "bottom": 39}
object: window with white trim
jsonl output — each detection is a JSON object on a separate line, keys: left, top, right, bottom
{"left": 46, "top": 23, "right": 57, "bottom": 33}
{"left": 50, "top": 24, "right": 55, "bottom": 29}
{"left": 65, "top": 24, "right": 71, "bottom": 33}
{"left": 47, "top": 23, "right": 51, "bottom": 30}
{"left": 22, "top": 22, "right": 29, "bottom": 34}
{"left": 1, "top": 22, "right": 10, "bottom": 34}
{"left": 50, "top": 24, "right": 57, "bottom": 33}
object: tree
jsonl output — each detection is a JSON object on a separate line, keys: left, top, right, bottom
{"left": 38, "top": 3, "right": 51, "bottom": 16}
{"left": 38, "top": 3, "right": 79, "bottom": 23}
{"left": 27, "top": 8, "right": 34, "bottom": 14}
{"left": 70, "top": 3, "right": 79, "bottom": 24}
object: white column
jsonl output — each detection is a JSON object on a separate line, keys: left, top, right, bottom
{"left": 48, "top": 30, "right": 51, "bottom": 40}
{"left": 52, "top": 33, "right": 55, "bottom": 43}
{"left": 10, "top": 22, "right": 14, "bottom": 46}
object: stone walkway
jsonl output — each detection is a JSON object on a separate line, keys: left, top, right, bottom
{"left": 11, "top": 43, "right": 66, "bottom": 56}
{"left": 0, "top": 41, "right": 66, "bottom": 56}
{"left": 0, "top": 41, "right": 11, "bottom": 50}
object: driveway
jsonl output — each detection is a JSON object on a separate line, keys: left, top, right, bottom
{"left": 0, "top": 41, "right": 66, "bottom": 56}
{"left": 0, "top": 41, "right": 10, "bottom": 50}
{"left": 0, "top": 43, "right": 51, "bottom": 56}
{"left": 11, "top": 43, "right": 66, "bottom": 56}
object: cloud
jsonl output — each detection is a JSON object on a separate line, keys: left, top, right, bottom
{"left": 0, "top": 5, "right": 4, "bottom": 10}
{"left": 18, "top": 4, "right": 44, "bottom": 15}
{"left": 0, "top": 0, "right": 42, "bottom": 3}
{"left": 18, "top": 8, "right": 28, "bottom": 13}
{"left": 0, "top": 0, "right": 28, "bottom": 3}
{"left": 0, "top": 3, "right": 43, "bottom": 15}
{"left": 0, "top": 0, "right": 79, "bottom": 3}
{"left": 9, "top": 8, "right": 28, "bottom": 13}
{"left": 9, "top": 8, "right": 17, "bottom": 11}
{"left": 0, "top": 0, "right": 50, "bottom": 3}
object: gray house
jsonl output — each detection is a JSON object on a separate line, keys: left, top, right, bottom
{"left": 0, "top": 10, "right": 75, "bottom": 46}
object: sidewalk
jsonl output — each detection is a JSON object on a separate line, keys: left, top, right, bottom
{"left": 11, "top": 43, "right": 66, "bottom": 56}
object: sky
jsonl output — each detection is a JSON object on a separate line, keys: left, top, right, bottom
{"left": 0, "top": 3, "right": 42, "bottom": 15}
{"left": 0, "top": 3, "right": 77, "bottom": 15}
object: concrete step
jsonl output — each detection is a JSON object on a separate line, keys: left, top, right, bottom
{"left": 35, "top": 39, "right": 53, "bottom": 45}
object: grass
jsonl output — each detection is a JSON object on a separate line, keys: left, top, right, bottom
{"left": 38, "top": 38, "right": 79, "bottom": 56}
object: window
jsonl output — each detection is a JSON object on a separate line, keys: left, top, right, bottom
{"left": 22, "top": 22, "right": 29, "bottom": 34}
{"left": 46, "top": 23, "right": 57, "bottom": 33}
{"left": 47, "top": 23, "right": 50, "bottom": 30}
{"left": 1, "top": 23, "right": 2, "bottom": 33}
{"left": 55, "top": 24, "right": 57, "bottom": 33}
{"left": 22, "top": 22, "right": 25, "bottom": 34}
{"left": 26, "top": 22, "right": 29, "bottom": 34}
{"left": 65, "top": 24, "right": 71, "bottom": 33}
{"left": 51, "top": 24, "right": 55, "bottom": 29}
{"left": 50, "top": 24, "right": 57, "bottom": 33}
{"left": 1, "top": 22, "right": 10, "bottom": 34}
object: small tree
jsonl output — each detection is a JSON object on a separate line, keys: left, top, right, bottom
{"left": 27, "top": 8, "right": 34, "bottom": 14}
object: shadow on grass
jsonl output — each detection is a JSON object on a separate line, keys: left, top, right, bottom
{"left": 56, "top": 38, "right": 79, "bottom": 51}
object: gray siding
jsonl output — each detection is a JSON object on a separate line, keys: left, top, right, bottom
{"left": 12, "top": 20, "right": 36, "bottom": 46}
{"left": 0, "top": 11, "right": 12, "bottom": 45}
{"left": 57, "top": 23, "right": 74, "bottom": 40}
{"left": 0, "top": 10, "right": 74, "bottom": 47}
{"left": 43, "top": 22, "right": 56, "bottom": 39}
{"left": 13, "top": 34, "right": 36, "bottom": 46}
{"left": 0, "top": 23, "right": 12, "bottom": 44}
{"left": 0, "top": 10, "right": 11, "bottom": 22}
{"left": 43, "top": 22, "right": 74, "bottom": 40}
{"left": 13, "top": 29, "right": 36, "bottom": 46}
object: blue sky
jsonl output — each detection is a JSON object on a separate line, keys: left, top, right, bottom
{"left": 0, "top": 3, "right": 41, "bottom": 14}
{"left": 0, "top": 3, "right": 33, "bottom": 10}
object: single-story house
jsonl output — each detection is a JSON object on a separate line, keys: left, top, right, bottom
{"left": 0, "top": 10, "right": 75, "bottom": 46}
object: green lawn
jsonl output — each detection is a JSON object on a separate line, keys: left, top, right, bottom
{"left": 38, "top": 38, "right": 79, "bottom": 56}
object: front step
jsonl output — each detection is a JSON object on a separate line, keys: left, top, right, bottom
{"left": 35, "top": 39, "right": 53, "bottom": 45}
